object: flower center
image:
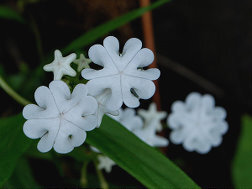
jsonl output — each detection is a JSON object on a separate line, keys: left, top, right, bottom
{"left": 59, "top": 112, "right": 65, "bottom": 119}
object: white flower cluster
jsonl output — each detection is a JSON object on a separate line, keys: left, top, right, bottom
{"left": 96, "top": 103, "right": 168, "bottom": 172}
{"left": 23, "top": 36, "right": 160, "bottom": 154}
{"left": 111, "top": 105, "right": 168, "bottom": 147}
{"left": 22, "top": 35, "right": 229, "bottom": 158}
{"left": 167, "top": 92, "right": 228, "bottom": 154}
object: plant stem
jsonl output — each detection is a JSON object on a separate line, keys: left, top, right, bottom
{"left": 140, "top": 0, "right": 161, "bottom": 110}
{"left": 0, "top": 75, "right": 31, "bottom": 106}
{"left": 93, "top": 160, "right": 109, "bottom": 189}
{"left": 80, "top": 161, "right": 88, "bottom": 188}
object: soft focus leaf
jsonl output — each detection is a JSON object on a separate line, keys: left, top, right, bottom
{"left": 0, "top": 6, "right": 25, "bottom": 23}
{"left": 87, "top": 116, "right": 199, "bottom": 189}
{"left": 0, "top": 114, "right": 31, "bottom": 186}
{"left": 232, "top": 115, "right": 252, "bottom": 188}
{"left": 3, "top": 158, "right": 40, "bottom": 189}
{"left": 62, "top": 0, "right": 170, "bottom": 54}
{"left": 7, "top": 74, "right": 27, "bottom": 91}
{"left": 1, "top": 113, "right": 198, "bottom": 188}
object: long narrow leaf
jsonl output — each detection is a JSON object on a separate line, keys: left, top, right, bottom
{"left": 1, "top": 112, "right": 199, "bottom": 188}
{"left": 3, "top": 158, "right": 40, "bottom": 188}
{"left": 232, "top": 115, "right": 252, "bottom": 188}
{"left": 0, "top": 6, "right": 25, "bottom": 23}
{"left": 0, "top": 114, "right": 31, "bottom": 186}
{"left": 87, "top": 116, "right": 199, "bottom": 188}
{"left": 62, "top": 0, "right": 170, "bottom": 54}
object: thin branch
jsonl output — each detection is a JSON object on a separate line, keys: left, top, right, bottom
{"left": 93, "top": 160, "right": 109, "bottom": 189}
{"left": 157, "top": 54, "right": 225, "bottom": 97}
{"left": 0, "top": 75, "right": 31, "bottom": 106}
{"left": 80, "top": 161, "right": 88, "bottom": 188}
{"left": 140, "top": 0, "right": 161, "bottom": 110}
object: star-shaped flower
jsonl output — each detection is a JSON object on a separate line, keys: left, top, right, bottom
{"left": 135, "top": 120, "right": 169, "bottom": 147}
{"left": 43, "top": 50, "right": 77, "bottom": 80}
{"left": 97, "top": 155, "right": 116, "bottom": 173}
{"left": 82, "top": 36, "right": 160, "bottom": 111}
{"left": 167, "top": 92, "right": 228, "bottom": 154}
{"left": 22, "top": 80, "right": 98, "bottom": 154}
{"left": 110, "top": 108, "right": 168, "bottom": 147}
{"left": 138, "top": 102, "right": 167, "bottom": 131}
{"left": 73, "top": 53, "right": 92, "bottom": 72}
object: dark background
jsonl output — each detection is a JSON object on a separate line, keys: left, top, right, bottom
{"left": 1, "top": 0, "right": 251, "bottom": 188}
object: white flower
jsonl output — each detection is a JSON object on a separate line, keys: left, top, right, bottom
{"left": 110, "top": 108, "right": 168, "bottom": 147}
{"left": 22, "top": 80, "right": 98, "bottom": 154}
{"left": 82, "top": 36, "right": 160, "bottom": 111}
{"left": 138, "top": 102, "right": 167, "bottom": 132}
{"left": 94, "top": 89, "right": 119, "bottom": 127}
{"left": 43, "top": 50, "right": 77, "bottom": 80}
{"left": 135, "top": 120, "right": 169, "bottom": 147}
{"left": 73, "top": 53, "right": 91, "bottom": 72}
{"left": 97, "top": 155, "right": 116, "bottom": 173}
{"left": 167, "top": 92, "right": 228, "bottom": 154}
{"left": 109, "top": 108, "right": 143, "bottom": 131}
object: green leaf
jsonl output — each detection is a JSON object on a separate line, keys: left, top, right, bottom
{"left": 0, "top": 113, "right": 198, "bottom": 188}
{"left": 232, "top": 115, "right": 252, "bottom": 188}
{"left": 0, "top": 114, "right": 31, "bottom": 187}
{"left": 3, "top": 158, "right": 40, "bottom": 189}
{"left": 0, "top": 6, "right": 25, "bottom": 23}
{"left": 86, "top": 116, "right": 200, "bottom": 188}
{"left": 62, "top": 0, "right": 170, "bottom": 54}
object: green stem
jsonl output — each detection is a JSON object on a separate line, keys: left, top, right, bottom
{"left": 93, "top": 160, "right": 109, "bottom": 189}
{"left": 80, "top": 161, "right": 88, "bottom": 188}
{"left": 0, "top": 75, "right": 31, "bottom": 106}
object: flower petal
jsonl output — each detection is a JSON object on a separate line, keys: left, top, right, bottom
{"left": 71, "top": 83, "right": 88, "bottom": 99}
{"left": 211, "top": 107, "right": 227, "bottom": 120}
{"left": 88, "top": 44, "right": 116, "bottom": 69}
{"left": 23, "top": 104, "right": 58, "bottom": 119}
{"left": 201, "top": 94, "right": 215, "bottom": 112}
{"left": 82, "top": 67, "right": 117, "bottom": 80}
{"left": 125, "top": 68, "right": 160, "bottom": 80}
{"left": 195, "top": 138, "right": 211, "bottom": 154}
{"left": 34, "top": 86, "right": 58, "bottom": 112}
{"left": 151, "top": 135, "right": 169, "bottom": 147}
{"left": 87, "top": 76, "right": 123, "bottom": 111}
{"left": 125, "top": 48, "right": 153, "bottom": 70}
{"left": 121, "top": 76, "right": 140, "bottom": 108}
{"left": 64, "top": 97, "right": 98, "bottom": 131}
{"left": 120, "top": 108, "right": 143, "bottom": 131}
{"left": 183, "top": 136, "right": 198, "bottom": 152}
{"left": 23, "top": 118, "right": 59, "bottom": 139}
{"left": 209, "top": 121, "right": 228, "bottom": 135}
{"left": 122, "top": 76, "right": 156, "bottom": 101}
{"left": 53, "top": 119, "right": 86, "bottom": 154}
{"left": 121, "top": 38, "right": 142, "bottom": 68}
{"left": 49, "top": 80, "right": 71, "bottom": 112}
{"left": 171, "top": 101, "right": 186, "bottom": 114}
{"left": 23, "top": 118, "right": 59, "bottom": 153}
{"left": 185, "top": 92, "right": 201, "bottom": 110}
{"left": 103, "top": 36, "right": 120, "bottom": 66}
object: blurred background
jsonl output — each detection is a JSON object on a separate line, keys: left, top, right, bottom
{"left": 0, "top": 0, "right": 252, "bottom": 188}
